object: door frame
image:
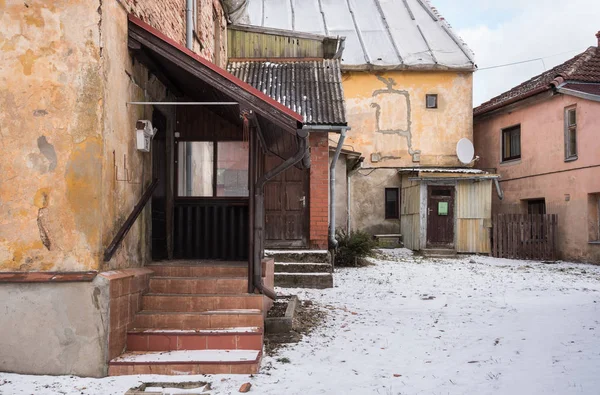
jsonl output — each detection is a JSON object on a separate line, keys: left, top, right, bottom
{"left": 425, "top": 184, "right": 456, "bottom": 248}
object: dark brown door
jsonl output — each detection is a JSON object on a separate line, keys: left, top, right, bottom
{"left": 427, "top": 186, "right": 455, "bottom": 247}
{"left": 264, "top": 154, "right": 309, "bottom": 248}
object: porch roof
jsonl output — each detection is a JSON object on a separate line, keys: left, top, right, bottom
{"left": 127, "top": 15, "right": 303, "bottom": 137}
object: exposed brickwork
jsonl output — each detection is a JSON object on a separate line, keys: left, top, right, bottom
{"left": 120, "top": 0, "right": 227, "bottom": 66}
{"left": 309, "top": 133, "right": 329, "bottom": 249}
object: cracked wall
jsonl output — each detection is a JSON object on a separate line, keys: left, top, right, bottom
{"left": 0, "top": 1, "right": 104, "bottom": 271}
{"left": 343, "top": 71, "right": 473, "bottom": 168}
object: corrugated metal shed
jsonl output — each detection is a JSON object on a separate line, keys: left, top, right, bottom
{"left": 227, "top": 59, "right": 347, "bottom": 125}
{"left": 244, "top": 0, "right": 475, "bottom": 71}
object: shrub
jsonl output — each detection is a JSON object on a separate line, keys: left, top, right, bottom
{"left": 334, "top": 229, "right": 377, "bottom": 267}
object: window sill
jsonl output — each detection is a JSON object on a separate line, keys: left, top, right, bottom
{"left": 564, "top": 156, "right": 578, "bottom": 163}
{"left": 500, "top": 158, "right": 521, "bottom": 166}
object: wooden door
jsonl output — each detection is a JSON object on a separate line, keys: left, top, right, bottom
{"left": 264, "top": 155, "right": 309, "bottom": 248}
{"left": 151, "top": 110, "right": 168, "bottom": 260}
{"left": 427, "top": 186, "right": 455, "bottom": 247}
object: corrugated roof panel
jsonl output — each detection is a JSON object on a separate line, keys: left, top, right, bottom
{"left": 291, "top": 0, "right": 327, "bottom": 35}
{"left": 227, "top": 60, "right": 347, "bottom": 126}
{"left": 245, "top": 0, "right": 475, "bottom": 70}
{"left": 262, "top": 0, "right": 292, "bottom": 30}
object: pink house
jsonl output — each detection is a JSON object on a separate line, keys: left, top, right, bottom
{"left": 473, "top": 31, "right": 600, "bottom": 263}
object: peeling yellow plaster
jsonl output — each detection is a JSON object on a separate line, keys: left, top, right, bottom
{"left": 18, "top": 49, "right": 37, "bottom": 76}
{"left": 34, "top": 188, "right": 50, "bottom": 208}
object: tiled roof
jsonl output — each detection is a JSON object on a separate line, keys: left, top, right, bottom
{"left": 227, "top": 59, "right": 347, "bottom": 126}
{"left": 475, "top": 46, "right": 600, "bottom": 116}
{"left": 243, "top": 0, "right": 475, "bottom": 71}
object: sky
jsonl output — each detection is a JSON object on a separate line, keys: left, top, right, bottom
{"left": 431, "top": 0, "right": 600, "bottom": 106}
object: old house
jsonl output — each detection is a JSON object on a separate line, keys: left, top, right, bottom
{"left": 474, "top": 32, "right": 600, "bottom": 263}
{"left": 242, "top": 0, "right": 496, "bottom": 254}
{"left": 0, "top": 0, "right": 310, "bottom": 377}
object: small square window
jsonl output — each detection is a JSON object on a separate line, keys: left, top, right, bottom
{"left": 426, "top": 94, "right": 438, "bottom": 109}
{"left": 385, "top": 188, "right": 400, "bottom": 219}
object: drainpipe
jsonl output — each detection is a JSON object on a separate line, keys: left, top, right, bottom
{"left": 254, "top": 131, "right": 309, "bottom": 300}
{"left": 494, "top": 177, "right": 504, "bottom": 200}
{"left": 185, "top": 0, "right": 194, "bottom": 193}
{"left": 328, "top": 128, "right": 348, "bottom": 249}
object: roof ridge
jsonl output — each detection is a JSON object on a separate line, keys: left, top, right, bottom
{"left": 563, "top": 46, "right": 597, "bottom": 79}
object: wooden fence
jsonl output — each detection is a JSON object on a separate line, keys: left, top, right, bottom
{"left": 492, "top": 214, "right": 558, "bottom": 260}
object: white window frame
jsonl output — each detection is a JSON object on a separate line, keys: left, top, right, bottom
{"left": 564, "top": 106, "right": 578, "bottom": 161}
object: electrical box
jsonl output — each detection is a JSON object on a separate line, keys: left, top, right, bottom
{"left": 136, "top": 120, "right": 157, "bottom": 152}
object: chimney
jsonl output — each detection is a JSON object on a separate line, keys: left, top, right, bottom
{"left": 597, "top": 31, "right": 600, "bottom": 47}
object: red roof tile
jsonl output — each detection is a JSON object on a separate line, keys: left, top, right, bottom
{"left": 475, "top": 45, "right": 600, "bottom": 116}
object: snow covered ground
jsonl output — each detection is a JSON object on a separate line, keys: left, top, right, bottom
{"left": 2, "top": 250, "right": 600, "bottom": 395}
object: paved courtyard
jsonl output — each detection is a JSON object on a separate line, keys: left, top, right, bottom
{"left": 2, "top": 249, "right": 599, "bottom": 394}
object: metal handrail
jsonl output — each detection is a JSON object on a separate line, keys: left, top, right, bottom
{"left": 104, "top": 178, "right": 159, "bottom": 262}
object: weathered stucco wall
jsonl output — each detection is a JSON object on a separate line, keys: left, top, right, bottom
{"left": 0, "top": 1, "right": 105, "bottom": 271}
{"left": 350, "top": 168, "right": 402, "bottom": 235}
{"left": 474, "top": 94, "right": 600, "bottom": 262}
{"left": 0, "top": 276, "right": 110, "bottom": 377}
{"left": 343, "top": 71, "right": 473, "bottom": 168}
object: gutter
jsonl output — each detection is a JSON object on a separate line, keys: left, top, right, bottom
{"left": 328, "top": 129, "right": 348, "bottom": 249}
{"left": 494, "top": 178, "right": 504, "bottom": 200}
{"left": 253, "top": 130, "right": 309, "bottom": 300}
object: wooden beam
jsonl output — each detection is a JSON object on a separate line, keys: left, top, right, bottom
{"left": 129, "top": 47, "right": 184, "bottom": 97}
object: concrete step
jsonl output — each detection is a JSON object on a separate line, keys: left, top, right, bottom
{"left": 127, "top": 327, "right": 263, "bottom": 352}
{"left": 108, "top": 349, "right": 261, "bottom": 375}
{"left": 142, "top": 293, "right": 263, "bottom": 312}
{"left": 265, "top": 249, "right": 330, "bottom": 263}
{"left": 147, "top": 262, "right": 247, "bottom": 278}
{"left": 274, "top": 262, "right": 331, "bottom": 273}
{"left": 149, "top": 277, "right": 247, "bottom": 294}
{"left": 132, "top": 310, "right": 264, "bottom": 330}
{"left": 422, "top": 249, "right": 458, "bottom": 258}
{"left": 275, "top": 272, "right": 333, "bottom": 289}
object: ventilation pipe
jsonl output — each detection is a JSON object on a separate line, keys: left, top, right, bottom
{"left": 494, "top": 178, "right": 504, "bottom": 200}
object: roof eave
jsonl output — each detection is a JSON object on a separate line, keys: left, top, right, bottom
{"left": 340, "top": 63, "right": 476, "bottom": 72}
{"left": 474, "top": 85, "right": 552, "bottom": 117}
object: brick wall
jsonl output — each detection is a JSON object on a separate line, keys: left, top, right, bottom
{"left": 120, "top": 0, "right": 227, "bottom": 67}
{"left": 309, "top": 133, "right": 329, "bottom": 249}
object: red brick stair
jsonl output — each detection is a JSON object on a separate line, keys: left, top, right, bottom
{"left": 108, "top": 261, "right": 265, "bottom": 376}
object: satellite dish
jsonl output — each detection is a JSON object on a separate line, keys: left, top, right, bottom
{"left": 456, "top": 138, "right": 475, "bottom": 165}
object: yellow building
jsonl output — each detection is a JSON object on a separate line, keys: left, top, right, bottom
{"left": 243, "top": 0, "right": 497, "bottom": 254}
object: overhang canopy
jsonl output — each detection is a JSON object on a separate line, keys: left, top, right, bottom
{"left": 127, "top": 15, "right": 303, "bottom": 139}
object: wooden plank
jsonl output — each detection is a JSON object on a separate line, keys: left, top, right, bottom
{"left": 498, "top": 214, "right": 504, "bottom": 258}
{"left": 492, "top": 215, "right": 498, "bottom": 257}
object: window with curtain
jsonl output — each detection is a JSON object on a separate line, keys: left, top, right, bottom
{"left": 502, "top": 125, "right": 521, "bottom": 162}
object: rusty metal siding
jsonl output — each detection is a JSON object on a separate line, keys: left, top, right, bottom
{"left": 456, "top": 180, "right": 492, "bottom": 253}
{"left": 400, "top": 175, "right": 421, "bottom": 250}
{"left": 227, "top": 59, "right": 347, "bottom": 126}
{"left": 228, "top": 28, "right": 326, "bottom": 59}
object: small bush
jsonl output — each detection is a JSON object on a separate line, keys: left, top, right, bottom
{"left": 335, "top": 229, "right": 377, "bottom": 267}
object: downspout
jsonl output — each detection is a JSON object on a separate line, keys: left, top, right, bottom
{"left": 253, "top": 130, "right": 309, "bottom": 300}
{"left": 185, "top": 0, "right": 194, "bottom": 194}
{"left": 494, "top": 177, "right": 504, "bottom": 200}
{"left": 329, "top": 129, "right": 347, "bottom": 249}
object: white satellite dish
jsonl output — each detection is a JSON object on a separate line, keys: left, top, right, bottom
{"left": 456, "top": 138, "right": 475, "bottom": 165}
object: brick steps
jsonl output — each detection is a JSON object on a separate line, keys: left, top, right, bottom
{"left": 108, "top": 350, "right": 261, "bottom": 376}
{"left": 132, "top": 309, "right": 263, "bottom": 330}
{"left": 147, "top": 262, "right": 247, "bottom": 278}
{"left": 265, "top": 250, "right": 330, "bottom": 263}
{"left": 149, "top": 277, "right": 247, "bottom": 294}
{"left": 109, "top": 261, "right": 266, "bottom": 376}
{"left": 142, "top": 293, "right": 263, "bottom": 312}
{"left": 127, "top": 327, "right": 263, "bottom": 352}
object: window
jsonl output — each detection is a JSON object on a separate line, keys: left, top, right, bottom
{"left": 426, "top": 94, "right": 438, "bottom": 109}
{"left": 527, "top": 199, "right": 546, "bottom": 215}
{"left": 177, "top": 141, "right": 249, "bottom": 197}
{"left": 565, "top": 107, "right": 577, "bottom": 161}
{"left": 385, "top": 188, "right": 400, "bottom": 219}
{"left": 589, "top": 193, "right": 600, "bottom": 242}
{"left": 502, "top": 125, "right": 521, "bottom": 161}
